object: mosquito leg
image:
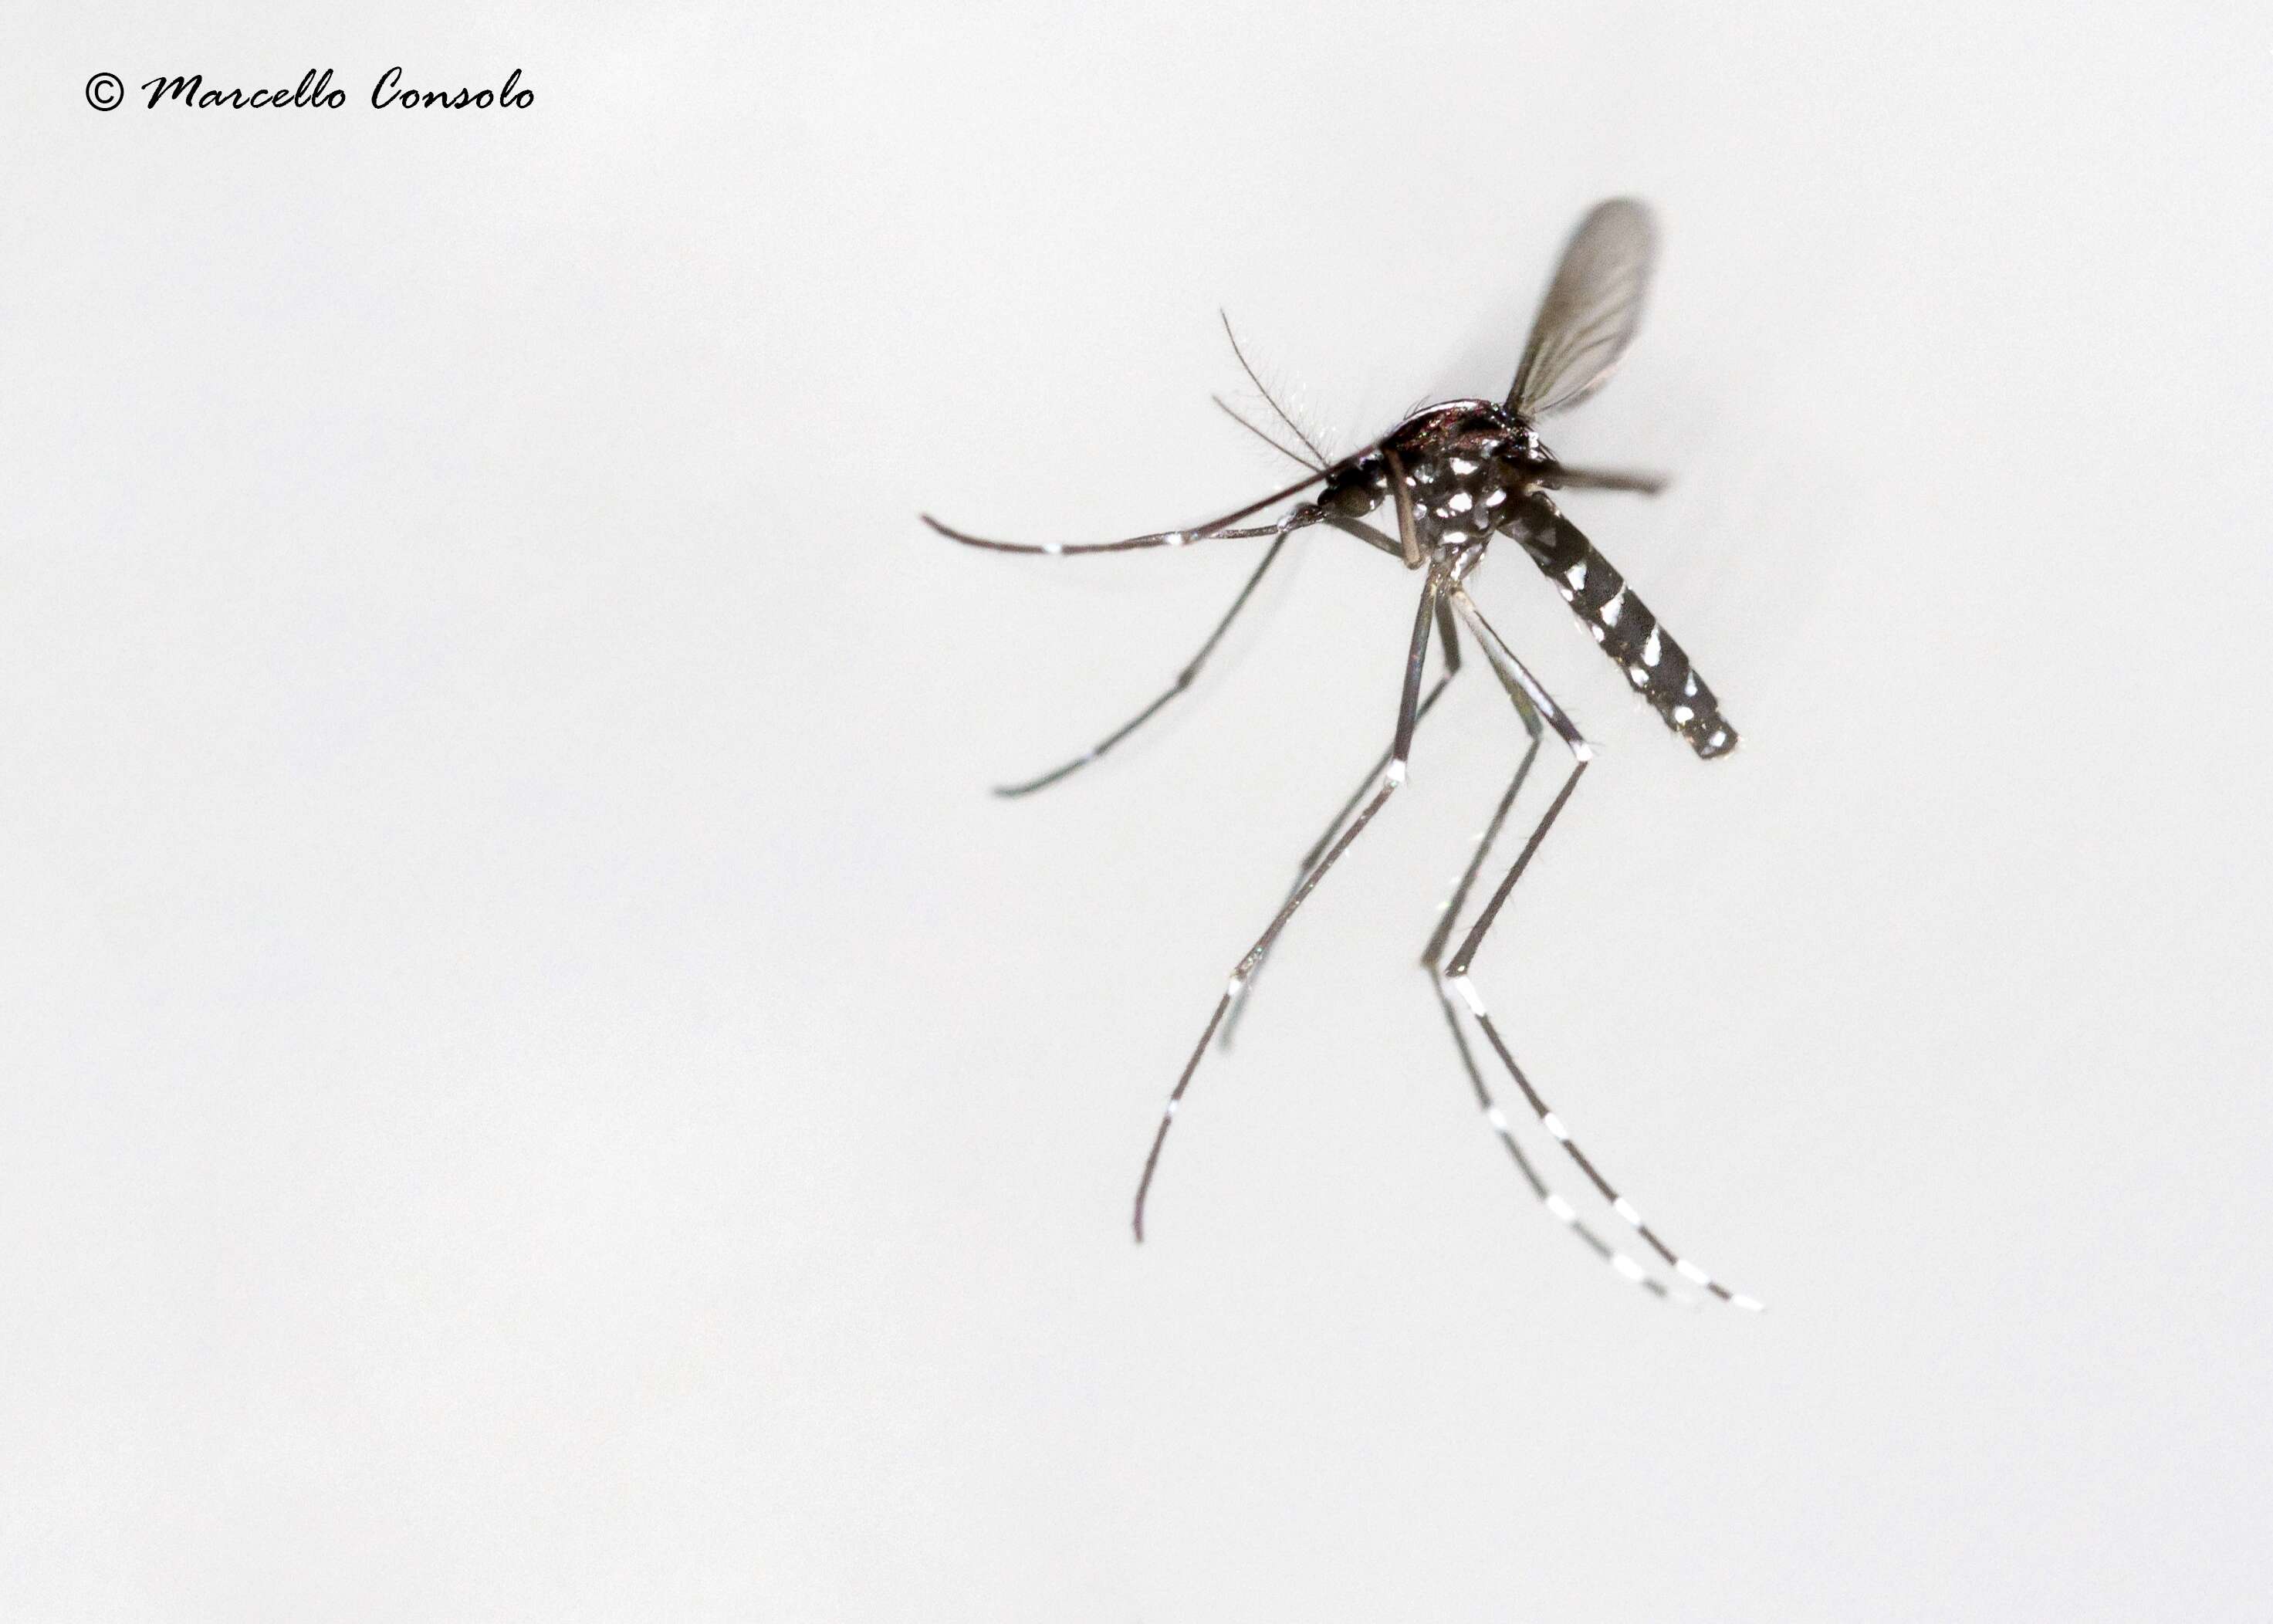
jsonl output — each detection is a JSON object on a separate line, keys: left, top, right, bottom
{"left": 1410, "top": 637, "right": 1673, "bottom": 1298}
{"left": 1382, "top": 446, "right": 1424, "bottom": 569}
{"left": 1134, "top": 567, "right": 1445, "bottom": 1240}
{"left": 1425, "top": 979, "right": 1671, "bottom": 1296}
{"left": 1323, "top": 511, "right": 1406, "bottom": 563}
{"left": 996, "top": 520, "right": 1297, "bottom": 797}
{"left": 1551, "top": 466, "right": 1668, "bottom": 496}
{"left": 922, "top": 464, "right": 1329, "bottom": 556}
{"left": 1218, "top": 600, "right": 1463, "bottom": 1041}
{"left": 1218, "top": 546, "right": 1460, "bottom": 1047}
{"left": 1443, "top": 586, "right": 1761, "bottom": 1310}
{"left": 1418, "top": 661, "right": 1540, "bottom": 977}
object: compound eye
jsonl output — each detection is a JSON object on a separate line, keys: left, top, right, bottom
{"left": 1323, "top": 465, "right": 1383, "bottom": 516}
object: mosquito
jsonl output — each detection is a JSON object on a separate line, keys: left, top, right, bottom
{"left": 925, "top": 199, "right": 1760, "bottom": 1310}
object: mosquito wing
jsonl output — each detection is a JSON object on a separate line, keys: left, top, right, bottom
{"left": 1507, "top": 198, "right": 1658, "bottom": 419}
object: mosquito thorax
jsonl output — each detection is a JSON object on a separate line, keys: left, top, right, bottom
{"left": 1320, "top": 401, "right": 1555, "bottom": 547}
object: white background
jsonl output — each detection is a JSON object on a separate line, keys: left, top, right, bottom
{"left": 6, "top": 5, "right": 2269, "bottom": 1619}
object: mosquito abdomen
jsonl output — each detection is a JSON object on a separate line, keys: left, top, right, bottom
{"left": 1511, "top": 500, "right": 1737, "bottom": 760}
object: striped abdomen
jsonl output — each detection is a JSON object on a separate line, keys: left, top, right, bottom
{"left": 1508, "top": 497, "right": 1737, "bottom": 760}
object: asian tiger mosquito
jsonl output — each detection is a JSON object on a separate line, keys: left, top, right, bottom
{"left": 925, "top": 199, "right": 1761, "bottom": 1310}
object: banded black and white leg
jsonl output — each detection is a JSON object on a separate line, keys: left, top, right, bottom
{"left": 1217, "top": 512, "right": 1457, "bottom": 1045}
{"left": 992, "top": 519, "right": 1299, "bottom": 797}
{"left": 1441, "top": 584, "right": 1763, "bottom": 1310}
{"left": 925, "top": 469, "right": 1340, "bottom": 796}
{"left": 922, "top": 458, "right": 1331, "bottom": 558}
{"left": 1410, "top": 606, "right": 1675, "bottom": 1297}
{"left": 1219, "top": 597, "right": 1462, "bottom": 1048}
{"left": 1133, "top": 563, "right": 1448, "bottom": 1240}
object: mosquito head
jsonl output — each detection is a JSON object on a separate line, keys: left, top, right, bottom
{"left": 1320, "top": 450, "right": 1391, "bottom": 518}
